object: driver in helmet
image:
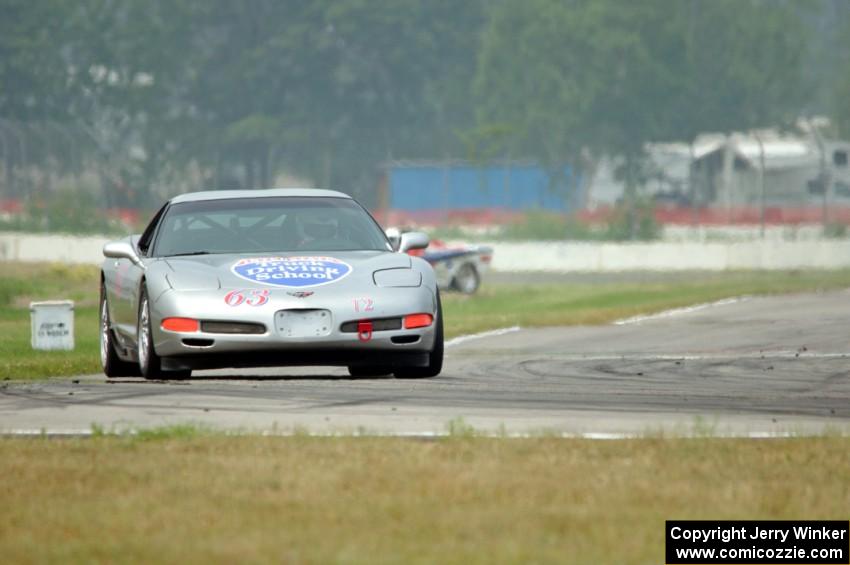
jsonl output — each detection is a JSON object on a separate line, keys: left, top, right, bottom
{"left": 296, "top": 212, "right": 339, "bottom": 248}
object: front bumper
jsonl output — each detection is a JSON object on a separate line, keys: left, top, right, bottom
{"left": 150, "top": 287, "right": 438, "bottom": 368}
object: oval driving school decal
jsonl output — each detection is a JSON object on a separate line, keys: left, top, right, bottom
{"left": 231, "top": 256, "right": 352, "bottom": 288}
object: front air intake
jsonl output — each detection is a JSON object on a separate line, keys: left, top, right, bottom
{"left": 200, "top": 321, "right": 266, "bottom": 335}
{"left": 340, "top": 317, "right": 402, "bottom": 333}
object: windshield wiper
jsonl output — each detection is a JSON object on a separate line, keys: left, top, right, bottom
{"left": 165, "top": 251, "right": 212, "bottom": 257}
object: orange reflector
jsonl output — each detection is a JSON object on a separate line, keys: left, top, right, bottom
{"left": 161, "top": 317, "right": 199, "bottom": 332}
{"left": 404, "top": 313, "right": 433, "bottom": 329}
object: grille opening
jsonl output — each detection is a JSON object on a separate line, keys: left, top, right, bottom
{"left": 391, "top": 335, "right": 420, "bottom": 345}
{"left": 182, "top": 338, "right": 214, "bottom": 347}
{"left": 201, "top": 321, "right": 266, "bottom": 334}
{"left": 340, "top": 317, "right": 402, "bottom": 333}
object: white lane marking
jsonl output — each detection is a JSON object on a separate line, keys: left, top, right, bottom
{"left": 0, "top": 428, "right": 830, "bottom": 439}
{"left": 498, "top": 351, "right": 849, "bottom": 362}
{"left": 614, "top": 296, "right": 751, "bottom": 325}
{"left": 446, "top": 326, "right": 521, "bottom": 348}
{"left": 576, "top": 432, "right": 811, "bottom": 440}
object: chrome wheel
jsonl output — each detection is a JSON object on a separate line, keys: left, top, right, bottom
{"left": 137, "top": 287, "right": 179, "bottom": 379}
{"left": 100, "top": 284, "right": 138, "bottom": 378}
{"left": 138, "top": 295, "right": 150, "bottom": 373}
{"left": 100, "top": 299, "right": 109, "bottom": 369}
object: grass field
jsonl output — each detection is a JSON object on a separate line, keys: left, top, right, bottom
{"left": 4, "top": 262, "right": 850, "bottom": 379}
{"left": 0, "top": 433, "right": 847, "bottom": 563}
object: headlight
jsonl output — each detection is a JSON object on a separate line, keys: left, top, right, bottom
{"left": 373, "top": 268, "right": 422, "bottom": 288}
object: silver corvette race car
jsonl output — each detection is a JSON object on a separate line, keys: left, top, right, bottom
{"left": 386, "top": 229, "right": 493, "bottom": 294}
{"left": 100, "top": 189, "right": 443, "bottom": 379}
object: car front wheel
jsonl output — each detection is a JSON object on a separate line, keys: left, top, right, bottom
{"left": 138, "top": 286, "right": 191, "bottom": 380}
{"left": 452, "top": 263, "right": 480, "bottom": 294}
{"left": 100, "top": 283, "right": 139, "bottom": 378}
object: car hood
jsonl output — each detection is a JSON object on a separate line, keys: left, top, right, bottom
{"left": 160, "top": 251, "right": 413, "bottom": 291}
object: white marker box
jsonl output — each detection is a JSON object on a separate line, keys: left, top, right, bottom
{"left": 30, "top": 300, "right": 75, "bottom": 351}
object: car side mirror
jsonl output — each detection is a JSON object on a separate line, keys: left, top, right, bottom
{"left": 103, "top": 240, "right": 143, "bottom": 267}
{"left": 399, "top": 231, "right": 429, "bottom": 253}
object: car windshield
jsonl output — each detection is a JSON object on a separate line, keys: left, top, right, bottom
{"left": 152, "top": 196, "right": 391, "bottom": 256}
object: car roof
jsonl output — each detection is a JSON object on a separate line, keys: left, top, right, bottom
{"left": 169, "top": 188, "right": 351, "bottom": 204}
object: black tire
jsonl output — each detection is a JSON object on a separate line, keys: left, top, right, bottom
{"left": 137, "top": 285, "right": 191, "bottom": 380}
{"left": 100, "top": 283, "right": 140, "bottom": 378}
{"left": 347, "top": 366, "right": 393, "bottom": 377}
{"left": 451, "top": 263, "right": 480, "bottom": 294}
{"left": 394, "top": 291, "right": 444, "bottom": 379}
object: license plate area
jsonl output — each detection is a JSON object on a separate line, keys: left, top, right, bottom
{"left": 275, "top": 309, "right": 332, "bottom": 338}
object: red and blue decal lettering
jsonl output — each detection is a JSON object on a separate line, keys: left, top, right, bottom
{"left": 232, "top": 256, "right": 352, "bottom": 288}
{"left": 225, "top": 289, "right": 270, "bottom": 307}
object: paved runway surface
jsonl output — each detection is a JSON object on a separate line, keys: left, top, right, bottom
{"left": 2, "top": 291, "right": 849, "bottom": 435}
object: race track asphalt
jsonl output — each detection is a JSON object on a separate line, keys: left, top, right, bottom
{"left": 2, "top": 290, "right": 849, "bottom": 436}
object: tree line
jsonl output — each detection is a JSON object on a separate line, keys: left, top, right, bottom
{"left": 1, "top": 0, "right": 849, "bottom": 208}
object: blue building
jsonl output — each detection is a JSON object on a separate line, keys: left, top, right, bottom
{"left": 385, "top": 161, "right": 580, "bottom": 213}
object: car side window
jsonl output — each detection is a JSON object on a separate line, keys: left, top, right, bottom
{"left": 137, "top": 204, "right": 168, "bottom": 257}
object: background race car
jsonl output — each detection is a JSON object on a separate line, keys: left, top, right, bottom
{"left": 386, "top": 228, "right": 492, "bottom": 294}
